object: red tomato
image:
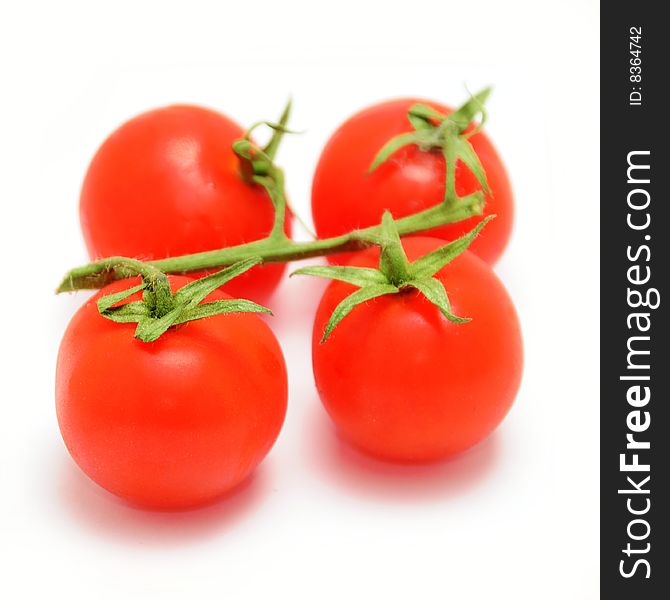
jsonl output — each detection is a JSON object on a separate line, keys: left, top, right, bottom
{"left": 80, "top": 105, "right": 292, "bottom": 302}
{"left": 312, "top": 237, "right": 523, "bottom": 462}
{"left": 311, "top": 99, "right": 513, "bottom": 265}
{"left": 56, "top": 276, "right": 288, "bottom": 509}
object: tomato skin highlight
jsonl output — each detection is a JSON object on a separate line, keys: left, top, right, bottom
{"left": 55, "top": 276, "right": 288, "bottom": 509}
{"left": 311, "top": 237, "right": 523, "bottom": 462}
{"left": 311, "top": 98, "right": 513, "bottom": 265}
{"left": 80, "top": 105, "right": 292, "bottom": 302}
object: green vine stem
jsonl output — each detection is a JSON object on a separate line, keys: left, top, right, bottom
{"left": 57, "top": 91, "right": 491, "bottom": 294}
{"left": 58, "top": 194, "right": 484, "bottom": 292}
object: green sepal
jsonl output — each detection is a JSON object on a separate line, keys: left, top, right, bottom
{"left": 99, "top": 301, "right": 149, "bottom": 324}
{"left": 447, "top": 87, "right": 491, "bottom": 132}
{"left": 456, "top": 136, "right": 490, "bottom": 195}
{"left": 321, "top": 284, "right": 399, "bottom": 342}
{"left": 97, "top": 283, "right": 146, "bottom": 316}
{"left": 407, "top": 113, "right": 433, "bottom": 131}
{"left": 409, "top": 215, "right": 494, "bottom": 279}
{"left": 404, "top": 277, "right": 469, "bottom": 324}
{"left": 408, "top": 103, "right": 448, "bottom": 126}
{"left": 368, "top": 130, "right": 435, "bottom": 173}
{"left": 172, "top": 299, "right": 270, "bottom": 323}
{"left": 442, "top": 131, "right": 458, "bottom": 206}
{"left": 134, "top": 307, "right": 185, "bottom": 342}
{"left": 234, "top": 100, "right": 298, "bottom": 179}
{"left": 291, "top": 265, "right": 388, "bottom": 287}
{"left": 172, "top": 257, "right": 262, "bottom": 306}
{"left": 263, "top": 98, "right": 293, "bottom": 160}
{"left": 440, "top": 124, "right": 490, "bottom": 203}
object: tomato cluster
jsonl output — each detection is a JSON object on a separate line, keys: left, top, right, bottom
{"left": 57, "top": 94, "right": 523, "bottom": 510}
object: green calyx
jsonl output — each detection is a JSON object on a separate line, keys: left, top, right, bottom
{"left": 231, "top": 99, "right": 316, "bottom": 243}
{"left": 292, "top": 212, "right": 495, "bottom": 342}
{"left": 97, "top": 257, "right": 271, "bottom": 343}
{"left": 232, "top": 100, "right": 296, "bottom": 241}
{"left": 369, "top": 87, "right": 492, "bottom": 206}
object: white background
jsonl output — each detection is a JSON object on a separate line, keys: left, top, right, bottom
{"left": 0, "top": 1, "right": 599, "bottom": 598}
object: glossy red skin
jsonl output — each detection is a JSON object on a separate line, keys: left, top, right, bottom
{"left": 55, "top": 276, "right": 288, "bottom": 509}
{"left": 311, "top": 98, "right": 513, "bottom": 265}
{"left": 80, "top": 105, "right": 292, "bottom": 302}
{"left": 312, "top": 237, "right": 523, "bottom": 462}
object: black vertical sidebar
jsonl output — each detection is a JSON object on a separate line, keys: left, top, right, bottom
{"left": 601, "top": 3, "right": 669, "bottom": 597}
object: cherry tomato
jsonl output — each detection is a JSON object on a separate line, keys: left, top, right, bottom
{"left": 56, "top": 276, "right": 288, "bottom": 509}
{"left": 312, "top": 237, "right": 523, "bottom": 462}
{"left": 311, "top": 99, "right": 513, "bottom": 265}
{"left": 80, "top": 105, "right": 292, "bottom": 302}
